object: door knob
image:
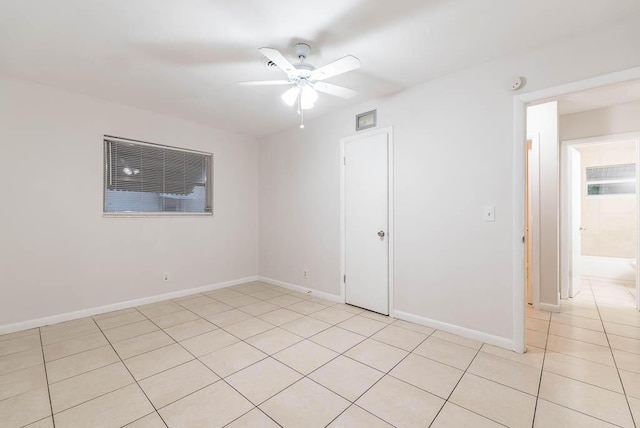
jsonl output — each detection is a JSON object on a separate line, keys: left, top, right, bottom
{"left": 579, "top": 227, "right": 587, "bottom": 231}
{"left": 377, "top": 230, "right": 385, "bottom": 239}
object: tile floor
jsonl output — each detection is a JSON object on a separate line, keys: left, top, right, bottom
{"left": 0, "top": 279, "right": 638, "bottom": 427}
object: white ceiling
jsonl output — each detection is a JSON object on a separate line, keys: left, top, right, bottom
{"left": 558, "top": 79, "right": 640, "bottom": 115}
{"left": 1, "top": 0, "right": 640, "bottom": 137}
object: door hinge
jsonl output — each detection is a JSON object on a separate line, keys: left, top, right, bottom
{"left": 343, "top": 274, "right": 346, "bottom": 283}
{"left": 343, "top": 157, "right": 346, "bottom": 165}
{"left": 522, "top": 236, "right": 526, "bottom": 243}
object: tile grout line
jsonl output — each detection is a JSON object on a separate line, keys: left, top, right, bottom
{"left": 38, "top": 327, "right": 56, "bottom": 428}
{"left": 90, "top": 315, "right": 170, "bottom": 428}
{"left": 589, "top": 280, "right": 638, "bottom": 427}
{"left": 530, "top": 301, "right": 552, "bottom": 428}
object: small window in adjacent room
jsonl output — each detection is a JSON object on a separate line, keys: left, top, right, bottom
{"left": 586, "top": 163, "right": 636, "bottom": 197}
{"left": 103, "top": 136, "right": 213, "bottom": 215}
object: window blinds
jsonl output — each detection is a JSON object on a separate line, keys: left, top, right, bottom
{"left": 103, "top": 137, "right": 212, "bottom": 214}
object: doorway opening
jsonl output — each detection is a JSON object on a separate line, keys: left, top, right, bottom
{"left": 517, "top": 73, "right": 640, "bottom": 353}
{"left": 561, "top": 136, "right": 639, "bottom": 311}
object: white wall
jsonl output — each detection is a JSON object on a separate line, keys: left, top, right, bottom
{"left": 0, "top": 78, "right": 259, "bottom": 327}
{"left": 258, "top": 18, "right": 640, "bottom": 345}
{"left": 527, "top": 102, "right": 560, "bottom": 307}
{"left": 561, "top": 100, "right": 640, "bottom": 141}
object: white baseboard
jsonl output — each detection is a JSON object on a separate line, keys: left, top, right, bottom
{"left": 258, "top": 276, "right": 343, "bottom": 304}
{"left": 393, "top": 310, "right": 514, "bottom": 351}
{"left": 536, "top": 302, "right": 561, "bottom": 312}
{"left": 0, "top": 276, "right": 259, "bottom": 335}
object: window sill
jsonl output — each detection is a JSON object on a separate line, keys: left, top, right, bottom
{"left": 103, "top": 212, "right": 213, "bottom": 218}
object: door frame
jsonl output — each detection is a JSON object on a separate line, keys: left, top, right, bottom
{"left": 340, "top": 126, "right": 394, "bottom": 316}
{"left": 560, "top": 133, "right": 640, "bottom": 309}
{"left": 527, "top": 135, "right": 541, "bottom": 310}
{"left": 513, "top": 66, "right": 640, "bottom": 353}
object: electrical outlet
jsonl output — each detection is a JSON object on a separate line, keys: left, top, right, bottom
{"left": 303, "top": 270, "right": 309, "bottom": 280}
{"left": 163, "top": 272, "right": 169, "bottom": 282}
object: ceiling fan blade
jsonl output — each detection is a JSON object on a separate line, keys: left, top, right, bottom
{"left": 258, "top": 47, "right": 297, "bottom": 75}
{"left": 237, "top": 80, "right": 292, "bottom": 86}
{"left": 310, "top": 55, "right": 360, "bottom": 81}
{"left": 313, "top": 82, "right": 357, "bottom": 99}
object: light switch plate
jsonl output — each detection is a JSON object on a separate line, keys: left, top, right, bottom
{"left": 483, "top": 206, "right": 495, "bottom": 222}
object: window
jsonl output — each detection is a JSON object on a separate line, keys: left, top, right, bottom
{"left": 103, "top": 136, "right": 212, "bottom": 215}
{"left": 586, "top": 163, "right": 636, "bottom": 197}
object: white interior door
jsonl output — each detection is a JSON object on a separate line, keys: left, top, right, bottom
{"left": 528, "top": 135, "right": 541, "bottom": 308}
{"left": 344, "top": 131, "right": 389, "bottom": 315}
{"left": 570, "top": 147, "right": 582, "bottom": 298}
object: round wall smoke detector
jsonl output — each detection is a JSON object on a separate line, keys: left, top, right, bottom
{"left": 509, "top": 76, "right": 524, "bottom": 91}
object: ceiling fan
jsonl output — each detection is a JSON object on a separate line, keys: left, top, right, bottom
{"left": 238, "top": 43, "right": 360, "bottom": 128}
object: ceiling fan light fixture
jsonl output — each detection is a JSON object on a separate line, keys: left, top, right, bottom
{"left": 300, "top": 86, "right": 318, "bottom": 110}
{"left": 281, "top": 86, "right": 300, "bottom": 106}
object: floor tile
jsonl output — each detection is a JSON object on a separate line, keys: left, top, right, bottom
{"left": 533, "top": 399, "right": 618, "bottom": 427}
{"left": 245, "top": 327, "right": 303, "bottom": 355}
{"left": 258, "top": 308, "right": 304, "bottom": 326}
{"left": 0, "top": 364, "right": 47, "bottom": 401}
{"left": 546, "top": 334, "right": 615, "bottom": 366}
{"left": 95, "top": 311, "right": 147, "bottom": 330}
{"left": 431, "top": 402, "right": 503, "bottom": 428}
{"left": 310, "top": 355, "right": 384, "bottom": 401}
{"left": 480, "top": 344, "right": 544, "bottom": 368}
{"left": 112, "top": 330, "right": 174, "bottom": 359}
{"left": 49, "top": 361, "right": 134, "bottom": 413}
{"left": 41, "top": 320, "right": 100, "bottom": 346}
{"left": 552, "top": 312, "right": 604, "bottom": 332}
{"left": 356, "top": 375, "right": 444, "bottom": 427}
{"left": 371, "top": 325, "right": 427, "bottom": 351}
{"left": 150, "top": 310, "right": 200, "bottom": 329}
{"left": 180, "top": 329, "right": 238, "bottom": 356}
{"left": 124, "top": 343, "right": 193, "bottom": 380}
{"left": 345, "top": 339, "right": 408, "bottom": 372}
{"left": 273, "top": 340, "right": 338, "bottom": 375}
{"left": 24, "top": 417, "right": 55, "bottom": 428}
{"left": 175, "top": 295, "right": 216, "bottom": 309}
{"left": 327, "top": 405, "right": 392, "bottom": 427}
{"left": 163, "top": 318, "right": 217, "bottom": 342}
{"left": 543, "top": 351, "right": 623, "bottom": 393}
{"left": 190, "top": 301, "right": 234, "bottom": 317}
{"left": 526, "top": 317, "right": 550, "bottom": 333}
{"left": 359, "top": 311, "right": 395, "bottom": 324}
{"left": 287, "top": 300, "right": 327, "bottom": 315}
{"left": 613, "top": 348, "right": 640, "bottom": 373}
{"left": 628, "top": 396, "right": 640, "bottom": 425}
{"left": 224, "top": 318, "right": 274, "bottom": 339}
{"left": 204, "top": 309, "right": 253, "bottom": 327}
{"left": 223, "top": 295, "right": 262, "bottom": 308}
{"left": 139, "top": 359, "right": 219, "bottom": 408}
{"left": 467, "top": 351, "right": 541, "bottom": 395}
{"left": 102, "top": 320, "right": 158, "bottom": 344}
{"left": 619, "top": 369, "right": 640, "bottom": 399}
{"left": 239, "top": 301, "right": 280, "bottom": 316}
{"left": 432, "top": 330, "right": 483, "bottom": 350}
{"left": 338, "top": 316, "right": 387, "bottom": 337}
{"left": 260, "top": 378, "right": 350, "bottom": 428}
{"left": 608, "top": 334, "right": 640, "bottom": 354}
{"left": 226, "top": 357, "right": 302, "bottom": 404}
{"left": 414, "top": 336, "right": 478, "bottom": 370}
{"left": 449, "top": 373, "right": 536, "bottom": 428}
{"left": 526, "top": 329, "right": 548, "bottom": 348}
{"left": 137, "top": 302, "right": 183, "bottom": 319}
{"left": 267, "top": 295, "right": 304, "bottom": 307}
{"left": 226, "top": 408, "right": 280, "bottom": 428}
{"left": 539, "top": 371, "right": 634, "bottom": 427}
{"left": 199, "top": 341, "right": 267, "bottom": 378}
{"left": 46, "top": 345, "right": 118, "bottom": 383}
{"left": 309, "top": 308, "right": 355, "bottom": 324}
{"left": 281, "top": 316, "right": 331, "bottom": 338}
{"left": 391, "top": 319, "right": 435, "bottom": 335}
{"left": 0, "top": 334, "right": 41, "bottom": 357}
{"left": 0, "top": 387, "right": 51, "bottom": 428}
{"left": 53, "top": 384, "right": 153, "bottom": 428}
{"left": 124, "top": 412, "right": 166, "bottom": 427}
{"left": 391, "top": 353, "right": 463, "bottom": 399}
{"left": 604, "top": 321, "right": 640, "bottom": 339}
{"left": 310, "top": 326, "right": 366, "bottom": 353}
{"left": 0, "top": 328, "right": 39, "bottom": 343}
{"left": 549, "top": 322, "right": 608, "bottom": 346}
